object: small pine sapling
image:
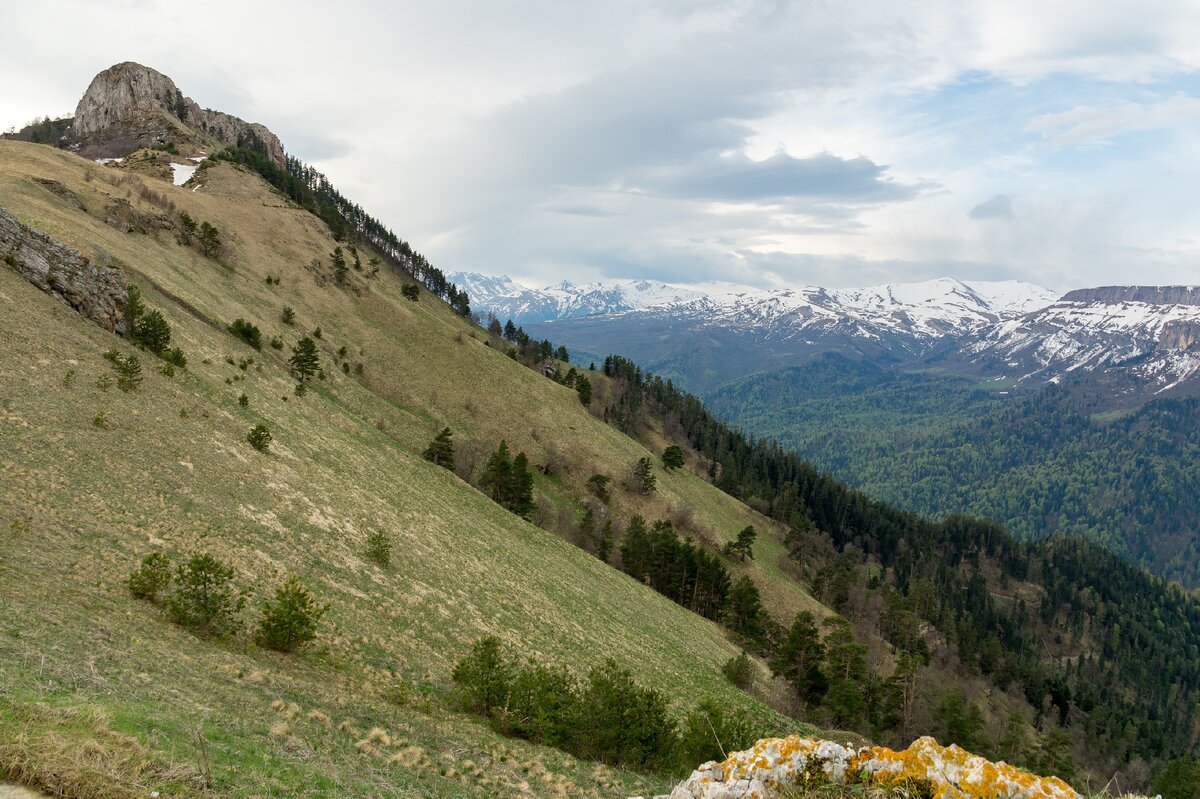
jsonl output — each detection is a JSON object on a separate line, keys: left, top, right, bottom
{"left": 255, "top": 575, "right": 327, "bottom": 652}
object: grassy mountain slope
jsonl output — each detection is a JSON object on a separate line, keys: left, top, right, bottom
{"left": 0, "top": 140, "right": 822, "bottom": 797}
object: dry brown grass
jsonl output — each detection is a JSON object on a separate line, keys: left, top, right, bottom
{"left": 0, "top": 702, "right": 204, "bottom": 798}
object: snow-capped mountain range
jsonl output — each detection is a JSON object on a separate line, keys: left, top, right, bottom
{"left": 956, "top": 286, "right": 1200, "bottom": 394}
{"left": 455, "top": 271, "right": 1200, "bottom": 398}
{"left": 447, "top": 272, "right": 704, "bottom": 323}
{"left": 617, "top": 278, "right": 1059, "bottom": 345}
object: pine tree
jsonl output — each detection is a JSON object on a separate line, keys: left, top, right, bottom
{"left": 289, "top": 336, "right": 320, "bottom": 382}
{"left": 423, "top": 427, "right": 455, "bottom": 470}
{"left": 178, "top": 211, "right": 197, "bottom": 244}
{"left": 725, "top": 576, "right": 764, "bottom": 642}
{"left": 503, "top": 320, "right": 517, "bottom": 342}
{"left": 821, "top": 619, "right": 870, "bottom": 729}
{"left": 632, "top": 457, "right": 656, "bottom": 494}
{"left": 198, "top": 221, "right": 221, "bottom": 257}
{"left": 124, "top": 284, "right": 146, "bottom": 332}
{"left": 577, "top": 507, "right": 596, "bottom": 549}
{"left": 555, "top": 345, "right": 569, "bottom": 362}
{"left": 724, "top": 525, "right": 757, "bottom": 561}
{"left": 255, "top": 575, "right": 326, "bottom": 652}
{"left": 134, "top": 309, "right": 172, "bottom": 356}
{"left": 331, "top": 246, "right": 348, "bottom": 284}
{"left": 510, "top": 453, "right": 535, "bottom": 518}
{"left": 481, "top": 441, "right": 514, "bottom": 504}
{"left": 596, "top": 520, "right": 614, "bottom": 564}
{"left": 661, "top": 445, "right": 684, "bottom": 471}
{"left": 576, "top": 374, "right": 592, "bottom": 406}
{"left": 771, "top": 611, "right": 827, "bottom": 706}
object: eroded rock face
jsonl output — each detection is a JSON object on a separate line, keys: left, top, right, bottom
{"left": 72, "top": 62, "right": 286, "bottom": 167}
{"left": 1159, "top": 320, "right": 1200, "bottom": 351}
{"left": 663, "top": 735, "right": 1082, "bottom": 799}
{"left": 0, "top": 206, "right": 127, "bottom": 332}
{"left": 1061, "top": 286, "right": 1200, "bottom": 306}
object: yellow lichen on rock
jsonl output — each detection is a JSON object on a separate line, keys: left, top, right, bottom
{"left": 664, "top": 735, "right": 1080, "bottom": 799}
{"left": 855, "top": 736, "right": 1078, "bottom": 799}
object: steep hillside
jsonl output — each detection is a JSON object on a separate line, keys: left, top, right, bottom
{"left": 0, "top": 140, "right": 815, "bottom": 798}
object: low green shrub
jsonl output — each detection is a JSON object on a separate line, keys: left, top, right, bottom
{"left": 167, "top": 553, "right": 243, "bottom": 634}
{"left": 228, "top": 318, "right": 262, "bottom": 350}
{"left": 247, "top": 424, "right": 272, "bottom": 451}
{"left": 255, "top": 575, "right": 326, "bottom": 652}
{"left": 127, "top": 552, "right": 172, "bottom": 600}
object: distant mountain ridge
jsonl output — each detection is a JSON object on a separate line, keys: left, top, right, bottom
{"left": 446, "top": 271, "right": 704, "bottom": 323}
{"left": 951, "top": 285, "right": 1200, "bottom": 398}
{"left": 481, "top": 274, "right": 1058, "bottom": 391}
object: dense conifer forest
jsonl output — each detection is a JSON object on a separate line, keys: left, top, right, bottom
{"left": 706, "top": 354, "right": 1200, "bottom": 586}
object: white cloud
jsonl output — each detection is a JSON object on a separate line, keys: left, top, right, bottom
{"left": 1027, "top": 94, "right": 1200, "bottom": 146}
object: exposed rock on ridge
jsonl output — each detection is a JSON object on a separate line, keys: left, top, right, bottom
{"left": 651, "top": 735, "right": 1082, "bottom": 799}
{"left": 0, "top": 206, "right": 127, "bottom": 332}
{"left": 72, "top": 62, "right": 285, "bottom": 167}
{"left": 1062, "top": 285, "right": 1200, "bottom": 306}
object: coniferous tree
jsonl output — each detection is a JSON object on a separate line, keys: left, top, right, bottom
{"left": 134, "top": 309, "right": 172, "bottom": 356}
{"left": 632, "top": 457, "right": 656, "bottom": 495}
{"left": 480, "top": 441, "right": 513, "bottom": 503}
{"left": 198, "top": 222, "right": 221, "bottom": 257}
{"left": 503, "top": 319, "right": 518, "bottom": 342}
{"left": 724, "top": 525, "right": 757, "bottom": 561}
{"left": 576, "top": 374, "right": 592, "bottom": 406}
{"left": 331, "top": 247, "right": 348, "bottom": 284}
{"left": 586, "top": 473, "right": 611, "bottom": 503}
{"left": 577, "top": 507, "right": 596, "bottom": 549}
{"left": 124, "top": 284, "right": 146, "bottom": 332}
{"left": 510, "top": 453, "right": 535, "bottom": 518}
{"left": 661, "top": 444, "right": 685, "bottom": 471}
{"left": 821, "top": 618, "right": 870, "bottom": 729}
{"left": 555, "top": 345, "right": 569, "bottom": 362}
{"left": 178, "top": 211, "right": 197, "bottom": 244}
{"left": 423, "top": 427, "right": 455, "bottom": 470}
{"left": 725, "top": 575, "right": 765, "bottom": 642}
{"left": 770, "top": 611, "right": 827, "bottom": 707}
{"left": 289, "top": 336, "right": 320, "bottom": 382}
{"left": 596, "top": 520, "right": 614, "bottom": 564}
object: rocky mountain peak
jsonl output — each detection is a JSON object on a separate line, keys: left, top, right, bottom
{"left": 73, "top": 62, "right": 192, "bottom": 137}
{"left": 70, "top": 61, "right": 286, "bottom": 168}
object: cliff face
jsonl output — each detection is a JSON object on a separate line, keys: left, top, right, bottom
{"left": 0, "top": 205, "right": 127, "bottom": 332}
{"left": 1160, "top": 320, "right": 1200, "bottom": 350}
{"left": 1061, "top": 285, "right": 1200, "bottom": 306}
{"left": 72, "top": 62, "right": 286, "bottom": 167}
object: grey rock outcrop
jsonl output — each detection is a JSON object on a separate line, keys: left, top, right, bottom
{"left": 1160, "top": 320, "right": 1200, "bottom": 350}
{"left": 0, "top": 206, "right": 127, "bottom": 332}
{"left": 73, "top": 62, "right": 285, "bottom": 167}
{"left": 1061, "top": 286, "right": 1200, "bottom": 306}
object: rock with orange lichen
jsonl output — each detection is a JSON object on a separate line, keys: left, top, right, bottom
{"left": 661, "top": 735, "right": 1082, "bottom": 799}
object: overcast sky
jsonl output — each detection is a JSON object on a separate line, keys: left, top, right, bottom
{"left": 3, "top": 0, "right": 1199, "bottom": 291}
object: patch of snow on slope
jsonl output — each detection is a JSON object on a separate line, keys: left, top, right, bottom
{"left": 170, "top": 162, "right": 197, "bottom": 186}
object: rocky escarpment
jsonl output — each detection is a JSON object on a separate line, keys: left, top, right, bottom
{"left": 1159, "top": 320, "right": 1200, "bottom": 350}
{"left": 640, "top": 736, "right": 1086, "bottom": 799}
{"left": 1061, "top": 285, "right": 1200, "bottom": 306}
{"left": 0, "top": 206, "right": 127, "bottom": 332}
{"left": 72, "top": 62, "right": 285, "bottom": 167}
